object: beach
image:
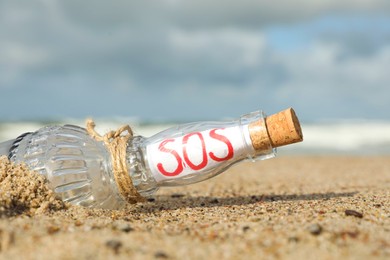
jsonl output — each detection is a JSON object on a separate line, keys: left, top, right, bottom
{"left": 0, "top": 155, "right": 389, "bottom": 259}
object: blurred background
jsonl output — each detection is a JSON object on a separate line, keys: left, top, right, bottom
{"left": 1, "top": 0, "right": 390, "bottom": 154}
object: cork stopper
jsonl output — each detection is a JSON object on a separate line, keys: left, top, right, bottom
{"left": 249, "top": 108, "right": 303, "bottom": 151}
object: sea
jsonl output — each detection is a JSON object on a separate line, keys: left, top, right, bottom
{"left": 1, "top": 119, "right": 390, "bottom": 156}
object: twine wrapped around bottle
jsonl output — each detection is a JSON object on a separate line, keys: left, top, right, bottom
{"left": 86, "top": 120, "right": 145, "bottom": 204}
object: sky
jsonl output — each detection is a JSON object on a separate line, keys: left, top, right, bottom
{"left": 1, "top": 0, "right": 390, "bottom": 122}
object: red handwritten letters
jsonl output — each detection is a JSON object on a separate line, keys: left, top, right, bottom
{"left": 156, "top": 128, "right": 234, "bottom": 177}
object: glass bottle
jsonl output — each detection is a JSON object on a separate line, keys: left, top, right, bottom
{"left": 0, "top": 108, "right": 303, "bottom": 209}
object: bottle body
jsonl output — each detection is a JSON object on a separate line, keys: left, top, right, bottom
{"left": 9, "top": 125, "right": 127, "bottom": 209}
{"left": 8, "top": 111, "right": 278, "bottom": 209}
{"left": 140, "top": 111, "right": 275, "bottom": 188}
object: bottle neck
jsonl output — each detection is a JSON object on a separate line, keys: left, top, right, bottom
{"left": 240, "top": 110, "right": 276, "bottom": 161}
{"left": 126, "top": 136, "right": 159, "bottom": 197}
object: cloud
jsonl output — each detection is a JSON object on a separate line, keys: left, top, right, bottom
{"left": 57, "top": 0, "right": 390, "bottom": 29}
{"left": 0, "top": 0, "right": 390, "bottom": 120}
{"left": 275, "top": 42, "right": 390, "bottom": 119}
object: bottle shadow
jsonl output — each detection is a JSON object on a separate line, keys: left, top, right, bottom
{"left": 134, "top": 191, "right": 358, "bottom": 213}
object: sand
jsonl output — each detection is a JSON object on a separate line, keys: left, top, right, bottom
{"left": 0, "top": 156, "right": 66, "bottom": 216}
{"left": 0, "top": 155, "right": 389, "bottom": 259}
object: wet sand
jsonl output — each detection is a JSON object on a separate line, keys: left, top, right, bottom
{"left": 0, "top": 156, "right": 389, "bottom": 259}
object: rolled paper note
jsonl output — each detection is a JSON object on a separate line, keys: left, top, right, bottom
{"left": 249, "top": 108, "right": 303, "bottom": 151}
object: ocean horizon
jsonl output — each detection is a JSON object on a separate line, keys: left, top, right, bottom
{"left": 1, "top": 118, "right": 390, "bottom": 156}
